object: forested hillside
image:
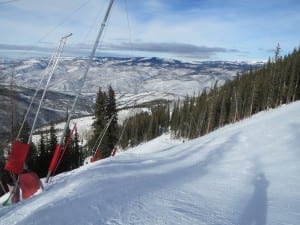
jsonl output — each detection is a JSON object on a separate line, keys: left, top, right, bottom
{"left": 120, "top": 47, "right": 300, "bottom": 145}
{"left": 0, "top": 84, "right": 93, "bottom": 138}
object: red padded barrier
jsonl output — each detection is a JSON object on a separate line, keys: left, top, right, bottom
{"left": 48, "top": 145, "right": 61, "bottom": 172}
{"left": 19, "top": 172, "right": 41, "bottom": 199}
{"left": 5, "top": 140, "right": 30, "bottom": 174}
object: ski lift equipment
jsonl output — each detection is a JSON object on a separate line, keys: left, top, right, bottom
{"left": 46, "top": 0, "right": 114, "bottom": 183}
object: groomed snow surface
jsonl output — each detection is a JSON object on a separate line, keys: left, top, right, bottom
{"left": 1, "top": 101, "right": 300, "bottom": 225}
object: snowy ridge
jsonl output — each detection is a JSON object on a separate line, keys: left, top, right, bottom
{"left": 0, "top": 57, "right": 262, "bottom": 106}
{"left": 0, "top": 101, "right": 299, "bottom": 225}
{"left": 0, "top": 57, "right": 262, "bottom": 137}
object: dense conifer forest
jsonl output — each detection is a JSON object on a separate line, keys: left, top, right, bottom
{"left": 119, "top": 46, "right": 300, "bottom": 145}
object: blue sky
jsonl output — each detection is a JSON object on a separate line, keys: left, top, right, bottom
{"left": 0, "top": 0, "right": 299, "bottom": 61}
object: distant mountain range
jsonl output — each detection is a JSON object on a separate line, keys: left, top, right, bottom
{"left": 0, "top": 57, "right": 263, "bottom": 137}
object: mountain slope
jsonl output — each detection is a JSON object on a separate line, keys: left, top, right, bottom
{"left": 0, "top": 57, "right": 262, "bottom": 137}
{"left": 0, "top": 101, "right": 299, "bottom": 225}
{"left": 0, "top": 57, "right": 262, "bottom": 105}
{"left": 0, "top": 84, "right": 94, "bottom": 137}
{"left": 0, "top": 58, "right": 262, "bottom": 136}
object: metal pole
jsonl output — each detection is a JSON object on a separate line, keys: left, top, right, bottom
{"left": 58, "top": 0, "right": 114, "bottom": 147}
{"left": 17, "top": 46, "right": 58, "bottom": 140}
{"left": 46, "top": 0, "right": 114, "bottom": 182}
{"left": 28, "top": 33, "right": 72, "bottom": 144}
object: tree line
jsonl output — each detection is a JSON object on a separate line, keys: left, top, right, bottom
{"left": 171, "top": 46, "right": 300, "bottom": 139}
{"left": 118, "top": 104, "right": 170, "bottom": 148}
{"left": 119, "top": 46, "right": 300, "bottom": 145}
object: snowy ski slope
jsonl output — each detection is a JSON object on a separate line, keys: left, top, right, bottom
{"left": 0, "top": 101, "right": 300, "bottom": 225}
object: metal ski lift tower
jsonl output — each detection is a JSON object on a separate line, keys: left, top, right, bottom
{"left": 45, "top": 0, "right": 114, "bottom": 182}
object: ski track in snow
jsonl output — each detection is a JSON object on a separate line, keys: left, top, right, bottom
{"left": 1, "top": 102, "right": 300, "bottom": 225}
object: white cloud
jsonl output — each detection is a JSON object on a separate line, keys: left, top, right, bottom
{"left": 1, "top": 0, "right": 299, "bottom": 61}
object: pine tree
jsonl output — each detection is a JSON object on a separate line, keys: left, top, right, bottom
{"left": 58, "top": 126, "right": 72, "bottom": 173}
{"left": 170, "top": 100, "right": 180, "bottom": 138}
{"left": 48, "top": 122, "right": 57, "bottom": 156}
{"left": 72, "top": 129, "right": 82, "bottom": 167}
{"left": 37, "top": 132, "right": 49, "bottom": 177}
{"left": 42, "top": 122, "right": 58, "bottom": 175}
{"left": 104, "top": 86, "right": 118, "bottom": 158}
{"left": 89, "top": 87, "right": 107, "bottom": 156}
{"left": 171, "top": 47, "right": 300, "bottom": 143}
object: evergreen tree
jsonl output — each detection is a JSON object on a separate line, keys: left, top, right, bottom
{"left": 89, "top": 87, "right": 107, "bottom": 155}
{"left": 169, "top": 46, "right": 300, "bottom": 140}
{"left": 71, "top": 129, "right": 82, "bottom": 168}
{"left": 44, "top": 122, "right": 58, "bottom": 174}
{"left": 116, "top": 47, "right": 300, "bottom": 148}
{"left": 48, "top": 122, "right": 57, "bottom": 155}
{"left": 58, "top": 126, "right": 72, "bottom": 173}
{"left": 37, "top": 132, "right": 49, "bottom": 177}
{"left": 170, "top": 100, "right": 180, "bottom": 138}
{"left": 104, "top": 86, "right": 118, "bottom": 158}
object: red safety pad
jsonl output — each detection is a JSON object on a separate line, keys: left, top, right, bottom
{"left": 49, "top": 145, "right": 61, "bottom": 172}
{"left": 5, "top": 140, "right": 30, "bottom": 174}
{"left": 19, "top": 172, "right": 41, "bottom": 199}
{"left": 95, "top": 150, "right": 102, "bottom": 160}
{"left": 90, "top": 150, "right": 102, "bottom": 163}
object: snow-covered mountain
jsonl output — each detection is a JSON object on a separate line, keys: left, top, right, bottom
{"left": 0, "top": 57, "right": 262, "bottom": 104}
{"left": 0, "top": 57, "right": 262, "bottom": 137}
{"left": 1, "top": 101, "right": 299, "bottom": 225}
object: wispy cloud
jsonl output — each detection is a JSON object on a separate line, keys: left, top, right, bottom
{"left": 107, "top": 42, "right": 239, "bottom": 59}
{"left": 0, "top": 41, "right": 240, "bottom": 60}
{"left": 0, "top": 0, "right": 299, "bottom": 61}
{"left": 0, "top": 43, "right": 51, "bottom": 51}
